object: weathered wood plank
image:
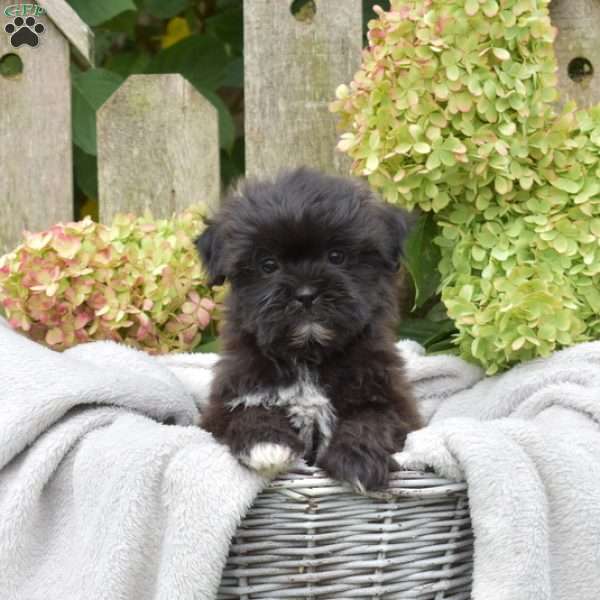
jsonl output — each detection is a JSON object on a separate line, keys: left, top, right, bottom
{"left": 550, "top": 0, "right": 600, "bottom": 109}
{"left": 37, "top": 0, "right": 94, "bottom": 67}
{"left": 244, "top": 0, "right": 362, "bottom": 179}
{"left": 97, "top": 74, "right": 220, "bottom": 223}
{"left": 0, "top": 0, "right": 72, "bottom": 253}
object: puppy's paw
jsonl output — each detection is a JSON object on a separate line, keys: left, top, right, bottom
{"left": 240, "top": 443, "right": 299, "bottom": 478}
{"left": 318, "top": 444, "right": 393, "bottom": 492}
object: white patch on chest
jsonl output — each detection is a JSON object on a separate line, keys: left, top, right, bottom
{"left": 226, "top": 371, "right": 336, "bottom": 458}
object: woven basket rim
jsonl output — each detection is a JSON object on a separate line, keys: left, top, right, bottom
{"left": 267, "top": 465, "right": 468, "bottom": 501}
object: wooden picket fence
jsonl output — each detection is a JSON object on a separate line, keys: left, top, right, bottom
{"left": 0, "top": 0, "right": 599, "bottom": 254}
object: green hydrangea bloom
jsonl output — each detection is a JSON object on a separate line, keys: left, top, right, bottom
{"left": 332, "top": 0, "right": 600, "bottom": 373}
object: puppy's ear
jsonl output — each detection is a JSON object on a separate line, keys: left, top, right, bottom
{"left": 195, "top": 220, "right": 226, "bottom": 286}
{"left": 380, "top": 203, "right": 411, "bottom": 271}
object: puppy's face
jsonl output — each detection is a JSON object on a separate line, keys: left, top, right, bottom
{"left": 197, "top": 168, "right": 408, "bottom": 359}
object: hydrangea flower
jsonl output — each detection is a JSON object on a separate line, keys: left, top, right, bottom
{"left": 332, "top": 0, "right": 600, "bottom": 373}
{"left": 0, "top": 206, "right": 219, "bottom": 354}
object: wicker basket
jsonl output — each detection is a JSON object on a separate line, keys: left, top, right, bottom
{"left": 218, "top": 465, "right": 473, "bottom": 599}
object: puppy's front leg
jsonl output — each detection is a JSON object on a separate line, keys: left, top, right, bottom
{"left": 317, "top": 406, "right": 416, "bottom": 492}
{"left": 202, "top": 403, "right": 303, "bottom": 478}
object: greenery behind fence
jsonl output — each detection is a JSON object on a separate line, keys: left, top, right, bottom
{"left": 70, "top": 0, "right": 385, "bottom": 215}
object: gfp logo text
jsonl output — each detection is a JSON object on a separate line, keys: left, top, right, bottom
{"left": 4, "top": 4, "right": 46, "bottom": 17}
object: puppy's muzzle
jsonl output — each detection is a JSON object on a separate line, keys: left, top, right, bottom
{"left": 295, "top": 286, "right": 319, "bottom": 309}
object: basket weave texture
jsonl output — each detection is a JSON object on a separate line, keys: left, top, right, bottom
{"left": 218, "top": 465, "right": 473, "bottom": 599}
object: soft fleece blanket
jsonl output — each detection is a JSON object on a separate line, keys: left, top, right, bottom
{"left": 0, "top": 318, "right": 263, "bottom": 600}
{"left": 395, "top": 340, "right": 600, "bottom": 600}
{"left": 2, "top": 316, "right": 600, "bottom": 600}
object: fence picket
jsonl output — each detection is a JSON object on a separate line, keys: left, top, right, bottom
{"left": 244, "top": 0, "right": 362, "bottom": 179}
{"left": 0, "top": 0, "right": 72, "bottom": 253}
{"left": 97, "top": 74, "right": 220, "bottom": 223}
{"left": 550, "top": 0, "right": 600, "bottom": 109}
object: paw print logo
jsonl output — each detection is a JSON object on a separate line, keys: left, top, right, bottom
{"left": 4, "top": 16, "right": 45, "bottom": 48}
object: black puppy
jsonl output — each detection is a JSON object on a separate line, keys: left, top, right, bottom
{"left": 196, "top": 168, "right": 421, "bottom": 490}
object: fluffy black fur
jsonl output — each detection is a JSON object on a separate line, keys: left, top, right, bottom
{"left": 196, "top": 167, "right": 421, "bottom": 490}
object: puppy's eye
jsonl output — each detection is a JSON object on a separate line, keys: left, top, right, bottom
{"left": 328, "top": 250, "right": 346, "bottom": 265}
{"left": 260, "top": 257, "right": 279, "bottom": 274}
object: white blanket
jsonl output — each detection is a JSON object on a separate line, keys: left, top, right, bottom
{"left": 2, "top": 314, "right": 600, "bottom": 600}
{"left": 0, "top": 319, "right": 262, "bottom": 600}
{"left": 396, "top": 340, "right": 600, "bottom": 600}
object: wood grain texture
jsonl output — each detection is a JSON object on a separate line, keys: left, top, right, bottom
{"left": 37, "top": 0, "right": 94, "bottom": 67}
{"left": 550, "top": 0, "right": 600, "bottom": 109}
{"left": 97, "top": 74, "right": 220, "bottom": 223}
{"left": 0, "top": 0, "right": 73, "bottom": 253}
{"left": 244, "top": 0, "right": 362, "bottom": 179}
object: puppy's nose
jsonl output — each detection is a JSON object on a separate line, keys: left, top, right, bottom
{"left": 295, "top": 286, "right": 318, "bottom": 308}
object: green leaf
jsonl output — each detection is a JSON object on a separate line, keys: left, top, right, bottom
{"left": 397, "top": 318, "right": 441, "bottom": 345}
{"left": 100, "top": 9, "right": 138, "bottom": 35}
{"left": 144, "top": 0, "right": 189, "bottom": 18}
{"left": 221, "top": 57, "right": 243, "bottom": 88}
{"left": 403, "top": 214, "right": 441, "bottom": 309}
{"left": 397, "top": 317, "right": 456, "bottom": 349}
{"left": 92, "top": 31, "right": 123, "bottom": 67}
{"left": 72, "top": 68, "right": 124, "bottom": 155}
{"left": 220, "top": 137, "right": 245, "bottom": 187}
{"left": 67, "top": 0, "right": 135, "bottom": 26}
{"left": 145, "top": 34, "right": 229, "bottom": 92}
{"left": 205, "top": 5, "right": 243, "bottom": 56}
{"left": 74, "top": 147, "right": 98, "bottom": 199}
{"left": 200, "top": 89, "right": 236, "bottom": 152}
{"left": 104, "top": 51, "right": 151, "bottom": 78}
{"left": 427, "top": 336, "right": 459, "bottom": 354}
{"left": 193, "top": 337, "right": 221, "bottom": 353}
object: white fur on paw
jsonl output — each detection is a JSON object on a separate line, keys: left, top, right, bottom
{"left": 352, "top": 479, "right": 367, "bottom": 495}
{"left": 241, "top": 443, "right": 298, "bottom": 477}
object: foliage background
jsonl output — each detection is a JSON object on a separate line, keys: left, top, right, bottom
{"left": 67, "top": 0, "right": 454, "bottom": 353}
{"left": 69, "top": 0, "right": 246, "bottom": 220}
{"left": 70, "top": 0, "right": 389, "bottom": 216}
